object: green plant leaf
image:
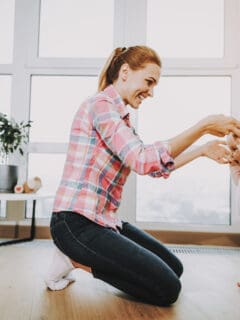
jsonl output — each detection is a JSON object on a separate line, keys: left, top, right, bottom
{"left": 0, "top": 113, "right": 32, "bottom": 162}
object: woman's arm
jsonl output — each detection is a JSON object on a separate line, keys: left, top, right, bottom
{"left": 174, "top": 140, "right": 230, "bottom": 170}
{"left": 92, "top": 99, "right": 174, "bottom": 176}
{"left": 168, "top": 115, "right": 240, "bottom": 158}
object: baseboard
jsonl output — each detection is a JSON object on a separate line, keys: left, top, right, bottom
{"left": 0, "top": 220, "right": 51, "bottom": 240}
{"left": 147, "top": 230, "right": 240, "bottom": 247}
{"left": 0, "top": 223, "right": 240, "bottom": 247}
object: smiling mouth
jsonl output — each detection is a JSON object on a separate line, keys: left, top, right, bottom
{"left": 137, "top": 94, "right": 145, "bottom": 103}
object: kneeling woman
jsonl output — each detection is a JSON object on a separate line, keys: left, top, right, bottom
{"left": 45, "top": 45, "right": 240, "bottom": 306}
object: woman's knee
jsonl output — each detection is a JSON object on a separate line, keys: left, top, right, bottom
{"left": 156, "top": 276, "right": 182, "bottom": 306}
{"left": 176, "top": 259, "right": 184, "bottom": 277}
{"left": 166, "top": 277, "right": 181, "bottom": 305}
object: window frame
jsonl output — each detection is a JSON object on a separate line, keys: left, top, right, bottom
{"left": 1, "top": 0, "right": 239, "bottom": 233}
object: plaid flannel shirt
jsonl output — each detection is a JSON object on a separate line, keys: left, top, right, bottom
{"left": 53, "top": 85, "right": 175, "bottom": 230}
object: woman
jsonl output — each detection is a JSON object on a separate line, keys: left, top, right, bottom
{"left": 45, "top": 46, "right": 240, "bottom": 306}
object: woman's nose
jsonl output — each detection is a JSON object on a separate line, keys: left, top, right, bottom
{"left": 148, "top": 88, "right": 154, "bottom": 97}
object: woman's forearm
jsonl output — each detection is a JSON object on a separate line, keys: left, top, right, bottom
{"left": 168, "top": 122, "right": 204, "bottom": 158}
{"left": 174, "top": 146, "right": 203, "bottom": 170}
{"left": 173, "top": 140, "right": 231, "bottom": 170}
{"left": 167, "top": 115, "right": 240, "bottom": 158}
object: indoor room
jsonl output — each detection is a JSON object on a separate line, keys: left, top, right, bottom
{"left": 0, "top": 0, "right": 240, "bottom": 319}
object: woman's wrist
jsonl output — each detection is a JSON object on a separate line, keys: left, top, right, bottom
{"left": 199, "top": 144, "right": 208, "bottom": 157}
{"left": 196, "top": 117, "right": 212, "bottom": 136}
{"left": 173, "top": 146, "right": 203, "bottom": 169}
{"left": 162, "top": 141, "right": 171, "bottom": 154}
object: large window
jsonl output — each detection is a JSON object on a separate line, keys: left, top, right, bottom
{"left": 137, "top": 77, "right": 231, "bottom": 225}
{"left": 39, "top": 0, "right": 114, "bottom": 58}
{"left": 0, "top": 0, "right": 15, "bottom": 220}
{"left": 0, "top": 0, "right": 239, "bottom": 233}
{"left": 134, "top": 0, "right": 238, "bottom": 231}
{"left": 28, "top": 75, "right": 97, "bottom": 216}
{"left": 0, "top": 76, "right": 12, "bottom": 116}
{"left": 0, "top": 0, "right": 15, "bottom": 64}
{"left": 0, "top": 0, "right": 14, "bottom": 115}
{"left": 146, "top": 0, "right": 224, "bottom": 58}
{"left": 30, "top": 76, "right": 98, "bottom": 143}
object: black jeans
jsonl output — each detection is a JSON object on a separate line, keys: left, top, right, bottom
{"left": 50, "top": 211, "right": 183, "bottom": 306}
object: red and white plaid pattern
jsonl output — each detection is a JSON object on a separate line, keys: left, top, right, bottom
{"left": 53, "top": 85, "right": 174, "bottom": 230}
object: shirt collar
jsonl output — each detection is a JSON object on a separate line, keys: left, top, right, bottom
{"left": 103, "top": 85, "right": 129, "bottom": 119}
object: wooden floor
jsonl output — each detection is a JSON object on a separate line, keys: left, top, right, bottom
{"left": 0, "top": 240, "right": 240, "bottom": 320}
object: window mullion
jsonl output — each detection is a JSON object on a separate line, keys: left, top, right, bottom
{"left": 115, "top": 0, "right": 147, "bottom": 225}
{"left": 224, "top": 0, "right": 239, "bottom": 66}
{"left": 11, "top": 0, "right": 35, "bottom": 123}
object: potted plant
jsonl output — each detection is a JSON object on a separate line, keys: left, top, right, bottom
{"left": 0, "top": 113, "right": 32, "bottom": 193}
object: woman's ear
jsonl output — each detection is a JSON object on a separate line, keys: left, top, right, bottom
{"left": 119, "top": 63, "right": 130, "bottom": 81}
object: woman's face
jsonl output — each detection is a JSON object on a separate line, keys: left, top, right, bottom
{"left": 120, "top": 63, "right": 161, "bottom": 109}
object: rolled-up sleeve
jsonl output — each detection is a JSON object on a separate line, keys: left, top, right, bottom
{"left": 148, "top": 141, "right": 175, "bottom": 178}
{"left": 92, "top": 98, "right": 175, "bottom": 178}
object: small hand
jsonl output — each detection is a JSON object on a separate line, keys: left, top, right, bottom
{"left": 202, "top": 140, "right": 231, "bottom": 164}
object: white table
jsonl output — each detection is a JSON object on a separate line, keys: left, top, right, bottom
{"left": 0, "top": 192, "right": 54, "bottom": 246}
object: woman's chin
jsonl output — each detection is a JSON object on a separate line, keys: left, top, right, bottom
{"left": 131, "top": 100, "right": 142, "bottom": 109}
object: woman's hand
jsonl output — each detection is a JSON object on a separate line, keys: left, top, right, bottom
{"left": 174, "top": 140, "right": 230, "bottom": 169}
{"left": 168, "top": 114, "right": 240, "bottom": 158}
{"left": 201, "top": 140, "right": 231, "bottom": 164}
{"left": 227, "top": 133, "right": 240, "bottom": 150}
{"left": 199, "top": 115, "right": 240, "bottom": 137}
{"left": 226, "top": 133, "right": 240, "bottom": 165}
{"left": 229, "top": 149, "right": 240, "bottom": 165}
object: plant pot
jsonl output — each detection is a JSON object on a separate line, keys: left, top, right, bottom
{"left": 0, "top": 165, "right": 18, "bottom": 193}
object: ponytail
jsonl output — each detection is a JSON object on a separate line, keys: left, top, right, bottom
{"left": 98, "top": 45, "right": 161, "bottom": 92}
{"left": 98, "top": 47, "right": 127, "bottom": 92}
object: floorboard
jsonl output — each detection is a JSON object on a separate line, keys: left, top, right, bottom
{"left": 0, "top": 240, "right": 239, "bottom": 320}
